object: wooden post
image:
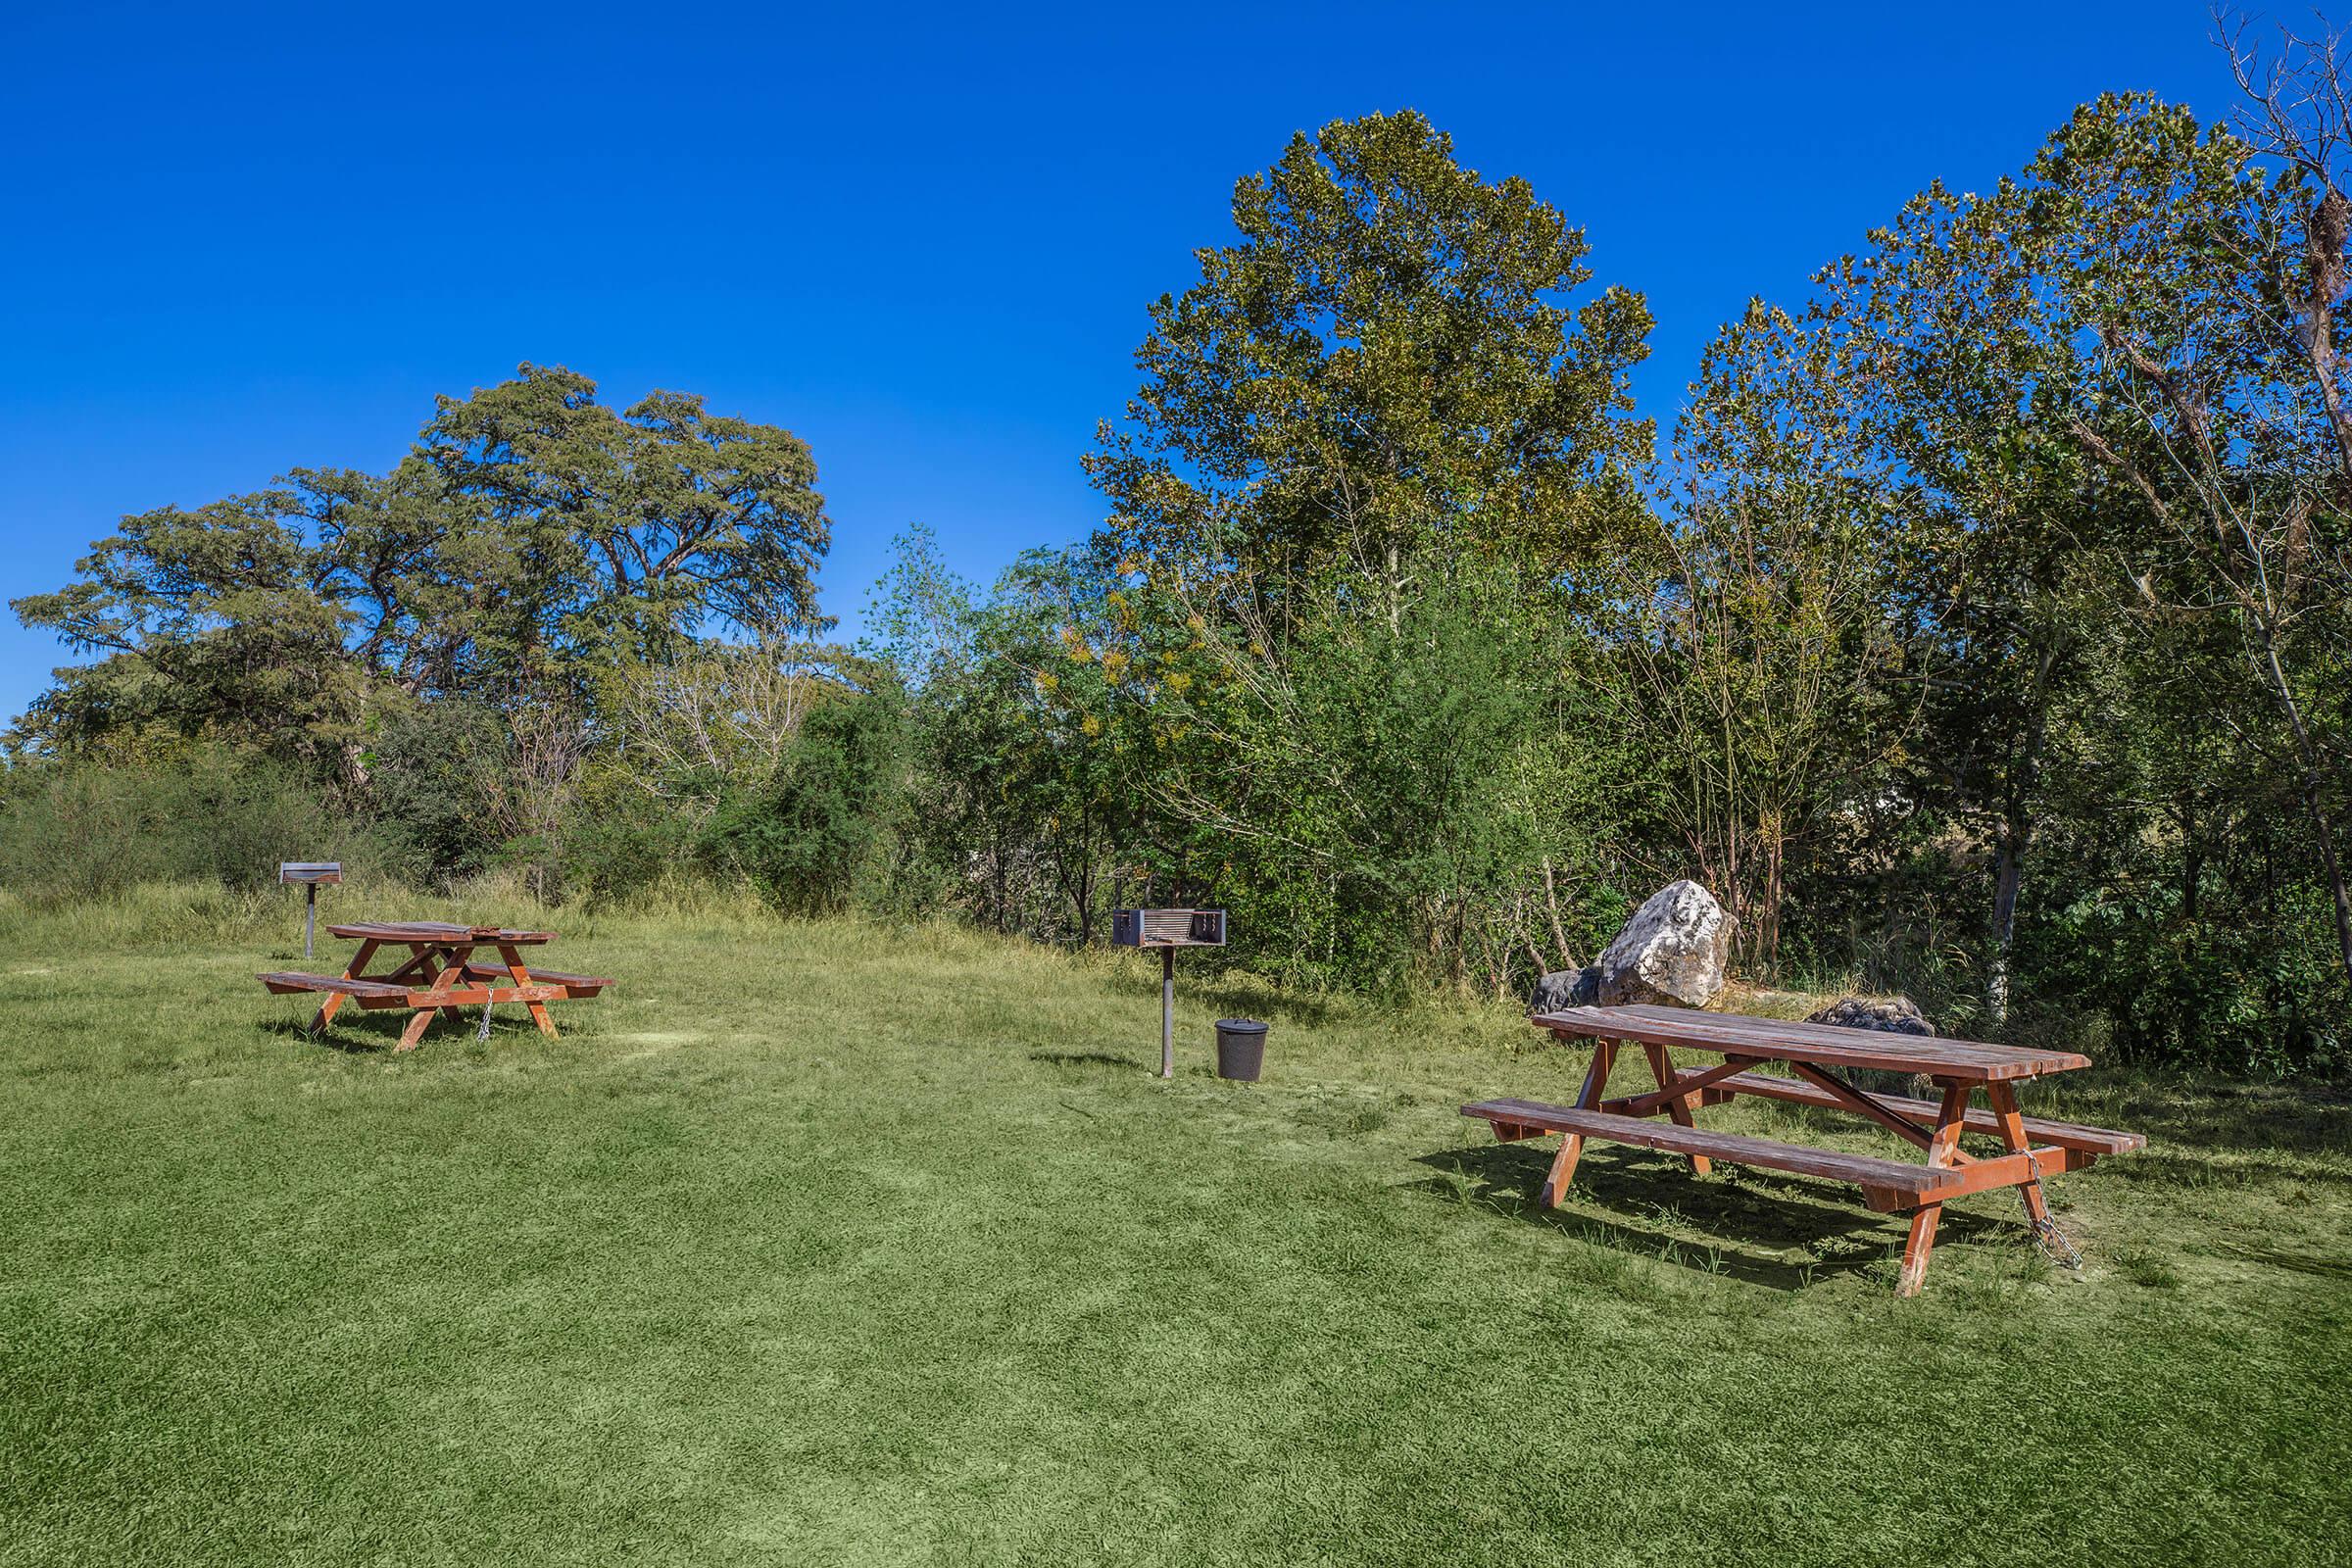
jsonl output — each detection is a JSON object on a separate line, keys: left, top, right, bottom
{"left": 1984, "top": 1081, "right": 2053, "bottom": 1230}
{"left": 1641, "top": 1042, "right": 1712, "bottom": 1175}
{"left": 1540, "top": 1040, "right": 1618, "bottom": 1207}
{"left": 309, "top": 938, "right": 379, "bottom": 1035}
{"left": 1897, "top": 1081, "right": 1972, "bottom": 1298}
{"left": 496, "top": 941, "right": 559, "bottom": 1038}
{"left": 1159, "top": 946, "right": 1175, "bottom": 1080}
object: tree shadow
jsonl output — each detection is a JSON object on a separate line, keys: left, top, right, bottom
{"left": 1186, "top": 979, "right": 1349, "bottom": 1029}
{"left": 1414, "top": 1140, "right": 2013, "bottom": 1292}
{"left": 2056, "top": 1077, "right": 2352, "bottom": 1164}
{"left": 1029, "top": 1050, "right": 1143, "bottom": 1071}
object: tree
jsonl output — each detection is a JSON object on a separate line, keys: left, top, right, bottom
{"left": 10, "top": 489, "right": 367, "bottom": 775}
{"left": 1958, "top": 89, "right": 2352, "bottom": 993}
{"left": 412, "top": 366, "right": 833, "bottom": 692}
{"left": 872, "top": 531, "right": 1155, "bottom": 944}
{"left": 1611, "top": 303, "right": 1909, "bottom": 979}
{"left": 14, "top": 367, "right": 836, "bottom": 757}
{"left": 1086, "top": 110, "right": 1655, "bottom": 634}
{"left": 1069, "top": 111, "right": 1657, "bottom": 990}
{"left": 1823, "top": 165, "right": 2125, "bottom": 1026}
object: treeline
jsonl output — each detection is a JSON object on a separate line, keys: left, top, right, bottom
{"left": 8, "top": 44, "right": 2350, "bottom": 1074}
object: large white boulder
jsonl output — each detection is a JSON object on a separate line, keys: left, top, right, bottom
{"left": 1596, "top": 880, "right": 1732, "bottom": 1007}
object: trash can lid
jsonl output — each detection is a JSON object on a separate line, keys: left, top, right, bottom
{"left": 1215, "top": 1017, "right": 1269, "bottom": 1034}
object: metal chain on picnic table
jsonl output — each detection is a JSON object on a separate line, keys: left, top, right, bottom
{"left": 2024, "top": 1147, "right": 2083, "bottom": 1270}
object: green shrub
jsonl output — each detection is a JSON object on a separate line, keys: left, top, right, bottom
{"left": 0, "top": 747, "right": 399, "bottom": 903}
{"left": 361, "top": 700, "right": 510, "bottom": 883}
{"left": 698, "top": 691, "right": 906, "bottom": 915}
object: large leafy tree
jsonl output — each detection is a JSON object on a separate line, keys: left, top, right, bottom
{"left": 13, "top": 367, "right": 834, "bottom": 766}
{"left": 9, "top": 488, "right": 367, "bottom": 770}
{"left": 1086, "top": 109, "right": 1655, "bottom": 628}
{"left": 1612, "top": 302, "right": 1909, "bottom": 979}
{"left": 1075, "top": 112, "right": 1654, "bottom": 990}
{"left": 1850, "top": 93, "right": 2352, "bottom": 1004}
{"left": 1760, "top": 84, "right": 2350, "bottom": 1054}
{"left": 412, "top": 366, "right": 832, "bottom": 691}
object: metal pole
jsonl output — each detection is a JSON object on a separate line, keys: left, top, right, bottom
{"left": 1160, "top": 946, "right": 1175, "bottom": 1079}
{"left": 305, "top": 883, "right": 318, "bottom": 960}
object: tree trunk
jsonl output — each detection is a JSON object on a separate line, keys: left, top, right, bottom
{"left": 1985, "top": 819, "right": 2028, "bottom": 1031}
{"left": 1541, "top": 858, "right": 1580, "bottom": 969}
{"left": 1986, "top": 640, "right": 2060, "bottom": 1030}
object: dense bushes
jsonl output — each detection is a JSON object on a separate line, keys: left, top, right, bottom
{"left": 698, "top": 688, "right": 906, "bottom": 915}
{"left": 0, "top": 745, "right": 396, "bottom": 903}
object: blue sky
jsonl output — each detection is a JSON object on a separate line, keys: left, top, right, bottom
{"left": 0, "top": 1, "right": 2239, "bottom": 725}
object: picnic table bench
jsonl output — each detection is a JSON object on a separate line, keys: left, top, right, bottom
{"left": 1459, "top": 1003, "right": 2145, "bottom": 1295}
{"left": 259, "top": 920, "right": 611, "bottom": 1052}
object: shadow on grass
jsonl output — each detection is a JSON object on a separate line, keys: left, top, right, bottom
{"left": 260, "top": 1011, "right": 546, "bottom": 1054}
{"left": 1030, "top": 1050, "right": 1143, "bottom": 1071}
{"left": 2070, "top": 1078, "right": 2352, "bottom": 1166}
{"left": 1101, "top": 962, "right": 1353, "bottom": 1030}
{"left": 1415, "top": 1140, "right": 2013, "bottom": 1292}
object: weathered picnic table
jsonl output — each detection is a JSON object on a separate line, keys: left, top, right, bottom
{"left": 1460, "top": 1003, "right": 2145, "bottom": 1295}
{"left": 259, "top": 920, "right": 611, "bottom": 1051}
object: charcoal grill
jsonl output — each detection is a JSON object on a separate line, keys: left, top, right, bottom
{"left": 1111, "top": 908, "right": 1228, "bottom": 1079}
{"left": 278, "top": 861, "right": 343, "bottom": 959}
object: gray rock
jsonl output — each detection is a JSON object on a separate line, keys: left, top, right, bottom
{"left": 1528, "top": 965, "right": 1599, "bottom": 1012}
{"left": 1805, "top": 996, "right": 1935, "bottom": 1036}
{"left": 1596, "top": 880, "right": 1732, "bottom": 1007}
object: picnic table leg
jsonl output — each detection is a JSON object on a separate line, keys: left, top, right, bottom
{"left": 1640, "top": 1042, "right": 1712, "bottom": 1176}
{"left": 1540, "top": 1039, "right": 1619, "bottom": 1208}
{"left": 1896, "top": 1081, "right": 1973, "bottom": 1298}
{"left": 309, "top": 938, "right": 380, "bottom": 1034}
{"left": 1984, "top": 1081, "right": 2053, "bottom": 1232}
{"left": 397, "top": 954, "right": 465, "bottom": 1052}
{"left": 497, "top": 943, "right": 560, "bottom": 1038}
{"left": 434, "top": 948, "right": 473, "bottom": 1022}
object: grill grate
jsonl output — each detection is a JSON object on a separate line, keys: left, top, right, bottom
{"left": 1113, "top": 908, "right": 1226, "bottom": 948}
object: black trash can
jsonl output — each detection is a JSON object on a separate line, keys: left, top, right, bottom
{"left": 1215, "top": 1018, "right": 1269, "bottom": 1082}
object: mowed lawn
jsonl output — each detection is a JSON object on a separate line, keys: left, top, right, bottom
{"left": 3, "top": 902, "right": 2348, "bottom": 1566}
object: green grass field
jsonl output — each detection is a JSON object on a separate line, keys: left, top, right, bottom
{"left": 4, "top": 896, "right": 2348, "bottom": 1565}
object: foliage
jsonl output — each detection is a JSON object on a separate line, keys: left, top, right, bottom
{"left": 0, "top": 744, "right": 399, "bottom": 903}
{"left": 12, "top": 62, "right": 2352, "bottom": 1073}
{"left": 1608, "top": 302, "right": 1910, "bottom": 977}
{"left": 10, "top": 364, "right": 833, "bottom": 765}
{"left": 698, "top": 676, "right": 906, "bottom": 914}
{"left": 1085, "top": 109, "right": 1655, "bottom": 625}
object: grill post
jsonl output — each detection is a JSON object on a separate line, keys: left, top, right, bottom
{"left": 1111, "top": 908, "right": 1227, "bottom": 1081}
{"left": 1160, "top": 946, "right": 1175, "bottom": 1080}
{"left": 279, "top": 862, "right": 341, "bottom": 960}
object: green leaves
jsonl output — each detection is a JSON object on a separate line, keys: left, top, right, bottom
{"left": 13, "top": 366, "right": 835, "bottom": 760}
{"left": 1089, "top": 110, "right": 1654, "bottom": 608}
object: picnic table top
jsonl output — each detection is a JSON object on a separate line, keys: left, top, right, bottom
{"left": 324, "top": 920, "right": 558, "bottom": 945}
{"left": 1532, "top": 1003, "right": 2091, "bottom": 1082}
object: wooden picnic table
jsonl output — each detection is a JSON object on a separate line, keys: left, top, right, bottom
{"left": 1460, "top": 1003, "right": 2145, "bottom": 1295}
{"left": 260, "top": 920, "right": 612, "bottom": 1052}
